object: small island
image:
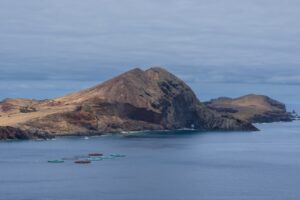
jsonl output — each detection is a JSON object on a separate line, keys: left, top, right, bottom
{"left": 205, "top": 94, "right": 294, "bottom": 123}
{"left": 0, "top": 67, "right": 295, "bottom": 140}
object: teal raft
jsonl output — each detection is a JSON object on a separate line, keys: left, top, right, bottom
{"left": 48, "top": 160, "right": 64, "bottom": 163}
{"left": 100, "top": 156, "right": 115, "bottom": 160}
{"left": 87, "top": 157, "right": 103, "bottom": 161}
{"left": 110, "top": 154, "right": 126, "bottom": 158}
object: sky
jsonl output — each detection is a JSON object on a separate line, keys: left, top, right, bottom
{"left": 0, "top": 0, "right": 299, "bottom": 102}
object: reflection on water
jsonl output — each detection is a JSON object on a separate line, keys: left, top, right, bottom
{"left": 0, "top": 120, "right": 300, "bottom": 200}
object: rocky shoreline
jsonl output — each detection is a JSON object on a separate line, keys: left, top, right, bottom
{"left": 0, "top": 126, "right": 53, "bottom": 140}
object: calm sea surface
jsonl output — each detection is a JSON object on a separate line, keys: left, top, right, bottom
{"left": 1, "top": 117, "right": 300, "bottom": 200}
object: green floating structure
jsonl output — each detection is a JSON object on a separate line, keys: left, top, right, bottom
{"left": 48, "top": 153, "right": 126, "bottom": 164}
{"left": 87, "top": 157, "right": 103, "bottom": 161}
{"left": 48, "top": 160, "right": 64, "bottom": 163}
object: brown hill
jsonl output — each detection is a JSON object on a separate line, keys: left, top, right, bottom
{"left": 205, "top": 94, "right": 293, "bottom": 123}
{"left": 0, "top": 67, "right": 257, "bottom": 139}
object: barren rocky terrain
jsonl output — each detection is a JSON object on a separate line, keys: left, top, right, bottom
{"left": 3, "top": 67, "right": 293, "bottom": 139}
{"left": 205, "top": 94, "right": 293, "bottom": 123}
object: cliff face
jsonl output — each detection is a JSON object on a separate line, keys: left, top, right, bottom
{"left": 205, "top": 94, "right": 293, "bottom": 123}
{"left": 0, "top": 67, "right": 257, "bottom": 139}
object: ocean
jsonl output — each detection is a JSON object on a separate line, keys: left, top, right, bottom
{"left": 1, "top": 119, "right": 300, "bottom": 200}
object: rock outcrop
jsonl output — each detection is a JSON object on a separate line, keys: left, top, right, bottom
{"left": 0, "top": 126, "right": 52, "bottom": 140}
{"left": 0, "top": 67, "right": 258, "bottom": 139}
{"left": 205, "top": 94, "right": 293, "bottom": 123}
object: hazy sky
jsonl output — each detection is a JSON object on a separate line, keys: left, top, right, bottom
{"left": 0, "top": 0, "right": 299, "bottom": 100}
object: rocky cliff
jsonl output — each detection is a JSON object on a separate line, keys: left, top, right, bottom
{"left": 0, "top": 67, "right": 258, "bottom": 139}
{"left": 0, "top": 126, "right": 52, "bottom": 140}
{"left": 205, "top": 94, "right": 293, "bottom": 123}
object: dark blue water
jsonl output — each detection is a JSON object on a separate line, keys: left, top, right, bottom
{"left": 1, "top": 119, "right": 300, "bottom": 200}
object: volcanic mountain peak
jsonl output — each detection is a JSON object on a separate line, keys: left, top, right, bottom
{"left": 145, "top": 67, "right": 179, "bottom": 81}
{"left": 56, "top": 67, "right": 195, "bottom": 107}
